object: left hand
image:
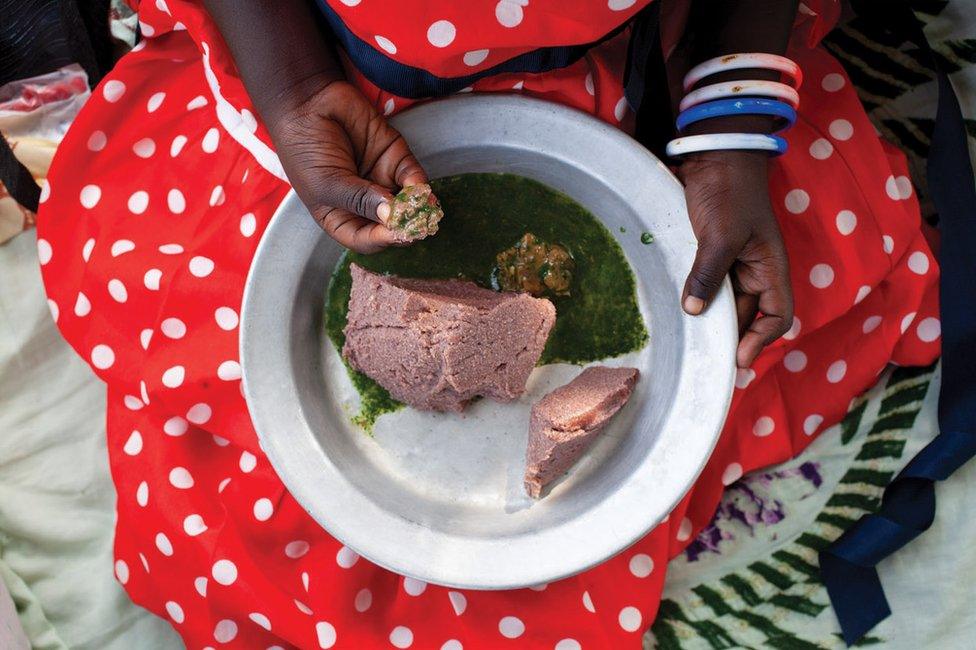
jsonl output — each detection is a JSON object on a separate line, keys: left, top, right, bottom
{"left": 677, "top": 150, "right": 794, "bottom": 369}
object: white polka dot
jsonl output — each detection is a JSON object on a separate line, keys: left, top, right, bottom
{"left": 456, "top": 86, "right": 473, "bottom": 93}
{"left": 628, "top": 553, "right": 654, "bottom": 578}
{"left": 316, "top": 621, "right": 337, "bottom": 649}
{"left": 239, "top": 451, "right": 257, "bottom": 473}
{"left": 194, "top": 576, "right": 208, "bottom": 597}
{"left": 140, "top": 328, "right": 154, "bottom": 350}
{"left": 512, "top": 80, "right": 524, "bottom": 90}
{"left": 136, "top": 481, "right": 149, "bottom": 506}
{"left": 783, "top": 316, "right": 801, "bottom": 341}
{"left": 162, "top": 365, "right": 185, "bottom": 388}
{"left": 74, "top": 292, "right": 91, "bottom": 317}
{"left": 165, "top": 601, "right": 185, "bottom": 623}
{"left": 147, "top": 92, "right": 166, "bottom": 112}
{"left": 139, "top": 553, "right": 150, "bottom": 573}
{"left": 862, "top": 315, "right": 883, "bottom": 334}
{"left": 139, "top": 20, "right": 155, "bottom": 36}
{"left": 336, "top": 546, "right": 359, "bottom": 568}
{"left": 253, "top": 498, "right": 274, "bottom": 521}
{"left": 140, "top": 380, "right": 150, "bottom": 405}
{"left": 186, "top": 95, "right": 208, "bottom": 111}
{"left": 585, "top": 72, "right": 595, "bottom": 96}
{"left": 103, "top": 80, "right": 126, "bottom": 102}
{"left": 109, "top": 239, "right": 135, "bottom": 257}
{"left": 209, "top": 185, "right": 225, "bottom": 206}
{"left": 427, "top": 20, "right": 456, "bottom": 47}
{"left": 88, "top": 130, "right": 107, "bottom": 151}
{"left": 384, "top": 98, "right": 395, "bottom": 116}
{"left": 218, "top": 478, "right": 231, "bottom": 492}
{"left": 582, "top": 590, "right": 595, "bottom": 613}
{"left": 218, "top": 360, "right": 242, "bottom": 380}
{"left": 784, "top": 189, "right": 810, "bottom": 214}
{"left": 213, "top": 619, "right": 237, "bottom": 643}
{"left": 885, "top": 175, "right": 913, "bottom": 200}
{"left": 215, "top": 307, "right": 239, "bottom": 330}
{"left": 780, "top": 351, "right": 807, "bottom": 375}
{"left": 917, "top": 317, "right": 940, "bottom": 342}
{"left": 499, "top": 616, "right": 525, "bottom": 639}
{"left": 82, "top": 238, "right": 95, "bottom": 262}
{"left": 123, "top": 394, "right": 144, "bottom": 411}
{"left": 829, "top": 119, "right": 854, "bottom": 141}
{"left": 167, "top": 188, "right": 186, "bottom": 214}
{"left": 809, "top": 263, "right": 834, "bottom": 288}
{"left": 822, "top": 72, "right": 845, "bottom": 92}
{"left": 753, "top": 416, "right": 775, "bottom": 436}
{"left": 528, "top": 583, "right": 548, "bottom": 591}
{"left": 187, "top": 403, "right": 212, "bottom": 425}
{"left": 855, "top": 285, "right": 872, "bottom": 305}
{"left": 901, "top": 311, "right": 918, "bottom": 334}
{"left": 722, "top": 462, "right": 744, "bottom": 485}
{"left": 212, "top": 559, "right": 238, "bottom": 586}
{"left": 390, "top": 626, "right": 414, "bottom": 648}
{"left": 809, "top": 138, "right": 833, "bottom": 159}
{"left": 115, "top": 559, "right": 129, "bottom": 584}
{"left": 90, "top": 344, "right": 115, "bottom": 369}
{"left": 447, "top": 590, "right": 467, "bottom": 615}
{"left": 827, "top": 359, "right": 847, "bottom": 383}
{"left": 735, "top": 367, "right": 756, "bottom": 389}
{"left": 835, "top": 210, "right": 857, "bottom": 235}
{"left": 106, "top": 278, "right": 127, "bottom": 303}
{"left": 202, "top": 128, "right": 220, "bottom": 153}
{"left": 555, "top": 640, "right": 582, "bottom": 650}
{"left": 618, "top": 606, "right": 642, "bottom": 632}
{"left": 803, "top": 414, "right": 824, "bottom": 435}
{"left": 403, "top": 577, "right": 426, "bottom": 596}
{"left": 302, "top": 572, "right": 310, "bottom": 591}
{"left": 155, "top": 532, "right": 174, "bottom": 556}
{"left": 463, "top": 49, "right": 489, "bottom": 66}
{"left": 184, "top": 514, "right": 207, "bottom": 536}
{"left": 170, "top": 135, "right": 188, "bottom": 156}
{"left": 128, "top": 191, "right": 149, "bottom": 214}
{"left": 442, "top": 641, "right": 463, "bottom": 650}
{"left": 240, "top": 213, "right": 257, "bottom": 237}
{"left": 47, "top": 299, "right": 59, "bottom": 323}
{"left": 907, "top": 251, "right": 930, "bottom": 275}
{"left": 374, "top": 35, "right": 397, "bottom": 54}
{"left": 159, "top": 243, "right": 184, "bottom": 255}
{"left": 614, "top": 96, "right": 629, "bottom": 121}
{"left": 285, "top": 540, "right": 309, "bottom": 559}
{"left": 676, "top": 516, "right": 693, "bottom": 541}
{"left": 212, "top": 435, "right": 229, "bottom": 446}
{"left": 495, "top": 1, "right": 523, "bottom": 27}
{"left": 248, "top": 612, "right": 271, "bottom": 631}
{"left": 339, "top": 0, "right": 360, "bottom": 4}
{"left": 189, "top": 256, "right": 215, "bottom": 278}
{"left": 169, "top": 466, "right": 194, "bottom": 489}
{"left": 355, "top": 588, "right": 373, "bottom": 612}
{"left": 80, "top": 184, "right": 102, "bottom": 208}
{"left": 37, "top": 238, "right": 53, "bottom": 265}
{"left": 132, "top": 138, "right": 156, "bottom": 158}
{"left": 123, "top": 430, "right": 143, "bottom": 455}
{"left": 160, "top": 317, "right": 186, "bottom": 339}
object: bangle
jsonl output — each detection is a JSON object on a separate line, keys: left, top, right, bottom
{"left": 683, "top": 53, "right": 802, "bottom": 92}
{"left": 665, "top": 133, "right": 789, "bottom": 158}
{"left": 676, "top": 98, "right": 797, "bottom": 133}
{"left": 679, "top": 80, "right": 800, "bottom": 113}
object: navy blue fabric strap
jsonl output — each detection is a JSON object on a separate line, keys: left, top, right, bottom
{"left": 675, "top": 98, "right": 797, "bottom": 133}
{"left": 819, "top": 1, "right": 976, "bottom": 645}
{"left": 315, "top": 0, "right": 637, "bottom": 99}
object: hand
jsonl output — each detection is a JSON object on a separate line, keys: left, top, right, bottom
{"left": 678, "top": 151, "right": 794, "bottom": 369}
{"left": 268, "top": 80, "right": 428, "bottom": 253}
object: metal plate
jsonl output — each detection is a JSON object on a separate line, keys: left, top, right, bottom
{"left": 241, "top": 94, "right": 736, "bottom": 590}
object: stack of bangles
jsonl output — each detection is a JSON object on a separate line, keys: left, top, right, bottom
{"left": 666, "top": 53, "right": 801, "bottom": 158}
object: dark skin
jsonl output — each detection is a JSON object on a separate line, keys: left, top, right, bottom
{"left": 205, "top": 0, "right": 797, "bottom": 367}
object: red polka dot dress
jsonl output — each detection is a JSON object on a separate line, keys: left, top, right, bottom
{"left": 36, "top": 1, "right": 939, "bottom": 648}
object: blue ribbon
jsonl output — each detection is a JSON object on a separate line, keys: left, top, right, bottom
{"left": 819, "top": 2, "right": 976, "bottom": 645}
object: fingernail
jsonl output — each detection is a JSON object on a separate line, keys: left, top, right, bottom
{"left": 683, "top": 295, "right": 705, "bottom": 315}
{"left": 377, "top": 202, "right": 390, "bottom": 224}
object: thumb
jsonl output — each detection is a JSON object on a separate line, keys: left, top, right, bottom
{"left": 682, "top": 233, "right": 737, "bottom": 315}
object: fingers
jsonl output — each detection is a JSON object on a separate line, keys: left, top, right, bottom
{"left": 383, "top": 135, "right": 428, "bottom": 188}
{"left": 736, "top": 280, "right": 793, "bottom": 368}
{"left": 735, "top": 292, "right": 759, "bottom": 336}
{"left": 316, "top": 207, "right": 398, "bottom": 254}
{"left": 682, "top": 234, "right": 738, "bottom": 315}
{"left": 320, "top": 172, "right": 394, "bottom": 225}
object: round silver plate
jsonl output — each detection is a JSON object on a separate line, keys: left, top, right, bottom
{"left": 241, "top": 94, "right": 736, "bottom": 590}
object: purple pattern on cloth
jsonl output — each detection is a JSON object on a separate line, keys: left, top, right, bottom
{"left": 685, "top": 462, "right": 823, "bottom": 561}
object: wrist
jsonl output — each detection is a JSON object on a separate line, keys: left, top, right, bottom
{"left": 258, "top": 70, "right": 346, "bottom": 125}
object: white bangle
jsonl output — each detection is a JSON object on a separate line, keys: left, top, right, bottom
{"left": 665, "top": 133, "right": 788, "bottom": 158}
{"left": 683, "top": 53, "right": 802, "bottom": 92}
{"left": 678, "top": 80, "right": 800, "bottom": 113}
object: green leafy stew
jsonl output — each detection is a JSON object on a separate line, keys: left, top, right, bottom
{"left": 325, "top": 173, "right": 648, "bottom": 429}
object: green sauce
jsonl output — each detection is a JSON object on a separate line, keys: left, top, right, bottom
{"left": 325, "top": 173, "right": 648, "bottom": 429}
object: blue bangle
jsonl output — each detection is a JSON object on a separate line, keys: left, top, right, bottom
{"left": 665, "top": 133, "right": 789, "bottom": 158}
{"left": 676, "top": 98, "right": 797, "bottom": 133}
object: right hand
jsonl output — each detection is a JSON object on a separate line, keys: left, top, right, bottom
{"left": 268, "top": 80, "right": 428, "bottom": 253}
